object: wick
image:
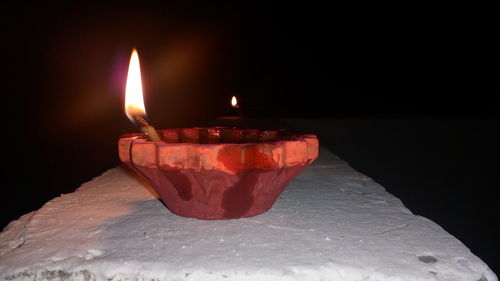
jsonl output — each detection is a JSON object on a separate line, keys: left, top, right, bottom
{"left": 135, "top": 116, "right": 149, "bottom": 127}
{"left": 134, "top": 116, "right": 162, "bottom": 142}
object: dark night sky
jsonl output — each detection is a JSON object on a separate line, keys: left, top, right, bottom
{"left": 2, "top": 2, "right": 499, "bottom": 273}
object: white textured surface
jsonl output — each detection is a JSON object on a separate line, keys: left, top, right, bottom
{"left": 0, "top": 148, "right": 496, "bottom": 281}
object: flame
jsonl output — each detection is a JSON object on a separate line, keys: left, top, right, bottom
{"left": 125, "top": 48, "right": 146, "bottom": 121}
{"left": 231, "top": 96, "right": 239, "bottom": 108}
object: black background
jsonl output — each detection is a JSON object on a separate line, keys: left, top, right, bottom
{"left": 2, "top": 2, "right": 499, "bottom": 274}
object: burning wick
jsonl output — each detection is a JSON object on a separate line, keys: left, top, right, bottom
{"left": 125, "top": 48, "right": 161, "bottom": 142}
{"left": 231, "top": 96, "right": 242, "bottom": 118}
{"left": 134, "top": 115, "right": 161, "bottom": 142}
{"left": 230, "top": 95, "right": 242, "bottom": 128}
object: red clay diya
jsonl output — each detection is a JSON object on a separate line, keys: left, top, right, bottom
{"left": 118, "top": 127, "right": 319, "bottom": 220}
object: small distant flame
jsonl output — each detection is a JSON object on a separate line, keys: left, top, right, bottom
{"left": 125, "top": 48, "right": 146, "bottom": 121}
{"left": 231, "top": 96, "right": 239, "bottom": 108}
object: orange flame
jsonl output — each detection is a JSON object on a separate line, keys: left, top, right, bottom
{"left": 231, "top": 96, "right": 239, "bottom": 108}
{"left": 125, "top": 48, "right": 146, "bottom": 121}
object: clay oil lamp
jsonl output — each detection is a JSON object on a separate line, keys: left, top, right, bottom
{"left": 119, "top": 49, "right": 319, "bottom": 220}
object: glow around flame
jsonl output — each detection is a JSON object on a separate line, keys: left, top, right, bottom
{"left": 231, "top": 96, "right": 238, "bottom": 108}
{"left": 125, "top": 48, "right": 146, "bottom": 121}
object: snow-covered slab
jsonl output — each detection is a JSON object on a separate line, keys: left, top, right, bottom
{"left": 0, "top": 148, "right": 496, "bottom": 281}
